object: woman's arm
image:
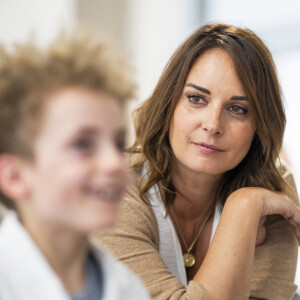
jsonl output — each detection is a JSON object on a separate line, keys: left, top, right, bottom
{"left": 195, "top": 189, "right": 262, "bottom": 299}
{"left": 196, "top": 187, "right": 300, "bottom": 300}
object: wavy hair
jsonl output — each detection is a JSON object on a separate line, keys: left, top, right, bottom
{"left": 130, "top": 23, "right": 294, "bottom": 209}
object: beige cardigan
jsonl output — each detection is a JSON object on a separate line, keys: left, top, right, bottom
{"left": 95, "top": 163, "right": 298, "bottom": 300}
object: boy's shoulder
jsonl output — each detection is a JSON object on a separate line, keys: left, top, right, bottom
{"left": 0, "top": 214, "right": 150, "bottom": 300}
{"left": 0, "top": 213, "right": 69, "bottom": 300}
{"left": 0, "top": 203, "right": 8, "bottom": 223}
{"left": 90, "top": 241, "right": 151, "bottom": 299}
{"left": 0, "top": 213, "right": 26, "bottom": 254}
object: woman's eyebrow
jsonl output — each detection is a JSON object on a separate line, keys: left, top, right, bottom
{"left": 230, "top": 96, "right": 248, "bottom": 101}
{"left": 186, "top": 83, "right": 210, "bottom": 95}
{"left": 186, "top": 83, "right": 248, "bottom": 101}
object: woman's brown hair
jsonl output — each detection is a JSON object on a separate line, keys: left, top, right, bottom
{"left": 130, "top": 23, "right": 294, "bottom": 209}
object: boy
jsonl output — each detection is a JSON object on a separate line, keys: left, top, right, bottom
{"left": 0, "top": 33, "right": 150, "bottom": 300}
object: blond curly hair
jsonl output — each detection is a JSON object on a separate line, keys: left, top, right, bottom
{"left": 0, "top": 31, "right": 135, "bottom": 209}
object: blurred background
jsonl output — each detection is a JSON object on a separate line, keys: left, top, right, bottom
{"left": 0, "top": 0, "right": 300, "bottom": 290}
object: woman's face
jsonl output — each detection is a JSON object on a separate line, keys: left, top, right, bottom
{"left": 169, "top": 48, "right": 255, "bottom": 177}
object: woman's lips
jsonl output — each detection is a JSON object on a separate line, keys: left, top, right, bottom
{"left": 192, "top": 142, "right": 225, "bottom": 154}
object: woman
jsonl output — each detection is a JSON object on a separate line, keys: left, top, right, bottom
{"left": 96, "top": 23, "right": 300, "bottom": 299}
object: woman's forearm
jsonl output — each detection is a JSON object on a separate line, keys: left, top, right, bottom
{"left": 194, "top": 192, "right": 263, "bottom": 300}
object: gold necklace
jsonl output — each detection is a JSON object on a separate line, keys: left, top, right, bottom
{"left": 171, "top": 204, "right": 214, "bottom": 268}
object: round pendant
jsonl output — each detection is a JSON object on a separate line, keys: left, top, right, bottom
{"left": 183, "top": 252, "right": 195, "bottom": 268}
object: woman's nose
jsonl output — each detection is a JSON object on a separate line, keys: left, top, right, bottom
{"left": 202, "top": 107, "right": 223, "bottom": 135}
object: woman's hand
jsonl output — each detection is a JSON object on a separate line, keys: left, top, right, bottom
{"left": 229, "top": 187, "right": 300, "bottom": 245}
{"left": 261, "top": 189, "right": 300, "bottom": 244}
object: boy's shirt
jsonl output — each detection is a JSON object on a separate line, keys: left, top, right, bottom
{"left": 0, "top": 213, "right": 150, "bottom": 300}
{"left": 71, "top": 251, "right": 104, "bottom": 300}
{"left": 0, "top": 204, "right": 7, "bottom": 223}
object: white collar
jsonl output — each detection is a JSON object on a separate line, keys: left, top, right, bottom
{"left": 145, "top": 179, "right": 221, "bottom": 287}
{"left": 0, "top": 212, "right": 150, "bottom": 300}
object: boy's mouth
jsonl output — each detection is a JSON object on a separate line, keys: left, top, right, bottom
{"left": 86, "top": 186, "right": 123, "bottom": 202}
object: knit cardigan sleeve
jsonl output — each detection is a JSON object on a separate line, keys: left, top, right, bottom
{"left": 95, "top": 162, "right": 298, "bottom": 300}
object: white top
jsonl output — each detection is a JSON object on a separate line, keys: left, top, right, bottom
{"left": 148, "top": 183, "right": 221, "bottom": 287}
{"left": 0, "top": 213, "right": 150, "bottom": 300}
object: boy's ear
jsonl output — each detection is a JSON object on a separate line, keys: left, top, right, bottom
{"left": 0, "top": 154, "right": 32, "bottom": 202}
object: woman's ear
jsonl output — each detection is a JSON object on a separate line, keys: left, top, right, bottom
{"left": 0, "top": 154, "right": 32, "bottom": 203}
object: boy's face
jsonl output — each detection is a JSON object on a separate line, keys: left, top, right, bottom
{"left": 20, "top": 87, "right": 129, "bottom": 233}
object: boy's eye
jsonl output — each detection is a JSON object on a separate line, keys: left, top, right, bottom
{"left": 187, "top": 94, "right": 206, "bottom": 104}
{"left": 227, "top": 105, "right": 248, "bottom": 114}
{"left": 72, "top": 138, "right": 93, "bottom": 152}
{"left": 116, "top": 138, "right": 125, "bottom": 152}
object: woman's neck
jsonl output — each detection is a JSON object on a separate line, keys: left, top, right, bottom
{"left": 171, "top": 161, "right": 222, "bottom": 220}
{"left": 21, "top": 214, "right": 89, "bottom": 294}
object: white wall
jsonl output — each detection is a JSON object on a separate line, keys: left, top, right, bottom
{"left": 0, "top": 0, "right": 76, "bottom": 46}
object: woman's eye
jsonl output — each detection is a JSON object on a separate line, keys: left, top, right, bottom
{"left": 187, "top": 94, "right": 206, "bottom": 104}
{"left": 228, "top": 105, "right": 248, "bottom": 114}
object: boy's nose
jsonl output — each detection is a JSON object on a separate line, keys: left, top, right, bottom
{"left": 95, "top": 147, "right": 125, "bottom": 174}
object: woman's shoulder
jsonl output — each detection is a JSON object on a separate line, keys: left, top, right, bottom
{"left": 276, "top": 158, "right": 293, "bottom": 180}
{"left": 276, "top": 158, "right": 299, "bottom": 203}
{"left": 95, "top": 153, "right": 160, "bottom": 247}
{"left": 124, "top": 151, "right": 150, "bottom": 206}
{"left": 122, "top": 174, "right": 158, "bottom": 234}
